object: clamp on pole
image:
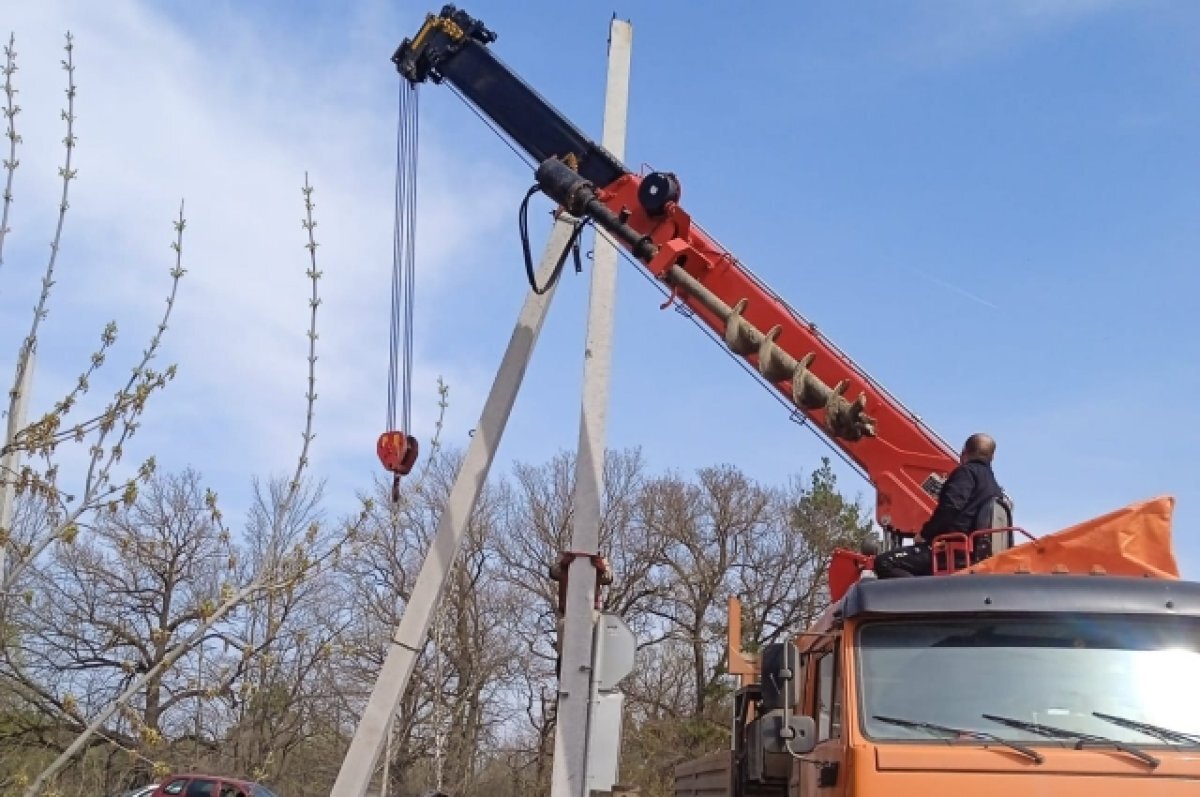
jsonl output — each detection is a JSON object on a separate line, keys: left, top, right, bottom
{"left": 549, "top": 551, "right": 614, "bottom": 613}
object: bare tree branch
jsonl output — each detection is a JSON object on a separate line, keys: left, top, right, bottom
{"left": 0, "top": 32, "right": 20, "bottom": 269}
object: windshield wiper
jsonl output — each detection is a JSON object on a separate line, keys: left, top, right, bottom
{"left": 1092, "top": 712, "right": 1200, "bottom": 746}
{"left": 873, "top": 714, "right": 1044, "bottom": 763}
{"left": 982, "top": 713, "right": 1160, "bottom": 768}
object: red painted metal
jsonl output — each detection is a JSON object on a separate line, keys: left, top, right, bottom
{"left": 592, "top": 174, "right": 959, "bottom": 535}
{"left": 377, "top": 430, "right": 419, "bottom": 476}
{"left": 829, "top": 549, "right": 876, "bottom": 602}
{"left": 932, "top": 527, "right": 1037, "bottom": 575}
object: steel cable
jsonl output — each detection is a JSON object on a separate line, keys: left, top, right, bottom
{"left": 389, "top": 81, "right": 420, "bottom": 434}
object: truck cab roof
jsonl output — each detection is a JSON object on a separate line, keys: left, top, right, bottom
{"left": 839, "top": 574, "right": 1200, "bottom": 621}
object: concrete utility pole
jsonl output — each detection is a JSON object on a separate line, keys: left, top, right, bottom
{"left": 329, "top": 218, "right": 580, "bottom": 797}
{"left": 550, "top": 16, "right": 633, "bottom": 797}
{"left": 0, "top": 351, "right": 34, "bottom": 585}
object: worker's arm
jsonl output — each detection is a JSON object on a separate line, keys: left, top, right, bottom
{"left": 919, "top": 466, "right": 976, "bottom": 540}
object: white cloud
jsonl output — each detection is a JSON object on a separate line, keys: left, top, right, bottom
{"left": 0, "top": 0, "right": 524, "bottom": 516}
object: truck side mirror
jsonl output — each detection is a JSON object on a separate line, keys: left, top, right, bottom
{"left": 760, "top": 711, "right": 817, "bottom": 755}
{"left": 759, "top": 642, "right": 804, "bottom": 712}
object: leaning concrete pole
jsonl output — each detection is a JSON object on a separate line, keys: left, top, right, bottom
{"left": 550, "top": 16, "right": 633, "bottom": 797}
{"left": 329, "top": 217, "right": 579, "bottom": 797}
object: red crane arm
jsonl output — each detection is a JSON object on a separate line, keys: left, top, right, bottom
{"left": 537, "top": 163, "right": 959, "bottom": 535}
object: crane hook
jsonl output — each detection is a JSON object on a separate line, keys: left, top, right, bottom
{"left": 378, "top": 430, "right": 419, "bottom": 502}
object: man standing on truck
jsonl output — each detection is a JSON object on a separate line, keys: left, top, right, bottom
{"left": 874, "top": 433, "right": 1007, "bottom": 578}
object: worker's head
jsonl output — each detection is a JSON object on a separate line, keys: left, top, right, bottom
{"left": 960, "top": 433, "right": 996, "bottom": 464}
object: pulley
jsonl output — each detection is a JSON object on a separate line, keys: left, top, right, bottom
{"left": 377, "top": 431, "right": 419, "bottom": 474}
{"left": 378, "top": 431, "right": 419, "bottom": 503}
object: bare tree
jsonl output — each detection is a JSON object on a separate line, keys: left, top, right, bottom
{"left": 215, "top": 474, "right": 340, "bottom": 781}
{"left": 636, "top": 464, "right": 773, "bottom": 716}
{"left": 330, "top": 433, "right": 525, "bottom": 797}
{"left": 16, "top": 173, "right": 351, "bottom": 797}
{"left": 0, "top": 34, "right": 182, "bottom": 601}
{"left": 1, "top": 470, "right": 236, "bottom": 768}
{"left": 0, "top": 40, "right": 185, "bottom": 787}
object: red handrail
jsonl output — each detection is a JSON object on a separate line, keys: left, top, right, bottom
{"left": 931, "top": 527, "right": 1036, "bottom": 574}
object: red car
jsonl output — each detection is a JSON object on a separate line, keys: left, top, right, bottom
{"left": 151, "top": 774, "right": 278, "bottom": 797}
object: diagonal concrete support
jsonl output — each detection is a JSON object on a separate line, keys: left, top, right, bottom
{"left": 330, "top": 217, "right": 579, "bottom": 797}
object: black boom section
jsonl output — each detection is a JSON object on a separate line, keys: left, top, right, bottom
{"left": 439, "top": 43, "right": 628, "bottom": 186}
{"left": 394, "top": 5, "right": 628, "bottom": 188}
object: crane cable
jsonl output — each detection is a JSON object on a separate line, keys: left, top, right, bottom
{"left": 378, "top": 80, "right": 421, "bottom": 501}
{"left": 391, "top": 80, "right": 417, "bottom": 440}
{"left": 518, "top": 184, "right": 586, "bottom": 295}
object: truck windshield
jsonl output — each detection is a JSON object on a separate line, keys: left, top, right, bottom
{"left": 858, "top": 616, "right": 1200, "bottom": 745}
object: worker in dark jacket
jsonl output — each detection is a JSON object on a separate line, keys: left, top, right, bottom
{"left": 874, "top": 433, "right": 1005, "bottom": 578}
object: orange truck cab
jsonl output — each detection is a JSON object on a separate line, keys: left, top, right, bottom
{"left": 676, "top": 500, "right": 1200, "bottom": 797}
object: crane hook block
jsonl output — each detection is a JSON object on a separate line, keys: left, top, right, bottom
{"left": 377, "top": 430, "right": 420, "bottom": 476}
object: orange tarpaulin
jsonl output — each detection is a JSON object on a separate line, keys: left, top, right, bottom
{"left": 962, "top": 495, "right": 1179, "bottom": 579}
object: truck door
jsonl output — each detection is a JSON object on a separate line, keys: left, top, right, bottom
{"left": 797, "top": 645, "right": 846, "bottom": 796}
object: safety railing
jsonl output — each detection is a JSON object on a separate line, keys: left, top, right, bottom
{"left": 931, "top": 526, "right": 1038, "bottom": 575}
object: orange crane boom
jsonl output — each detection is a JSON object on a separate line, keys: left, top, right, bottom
{"left": 396, "top": 4, "right": 959, "bottom": 538}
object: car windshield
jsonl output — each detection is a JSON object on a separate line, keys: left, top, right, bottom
{"left": 858, "top": 615, "right": 1200, "bottom": 745}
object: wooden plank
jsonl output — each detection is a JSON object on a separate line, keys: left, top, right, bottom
{"left": 674, "top": 751, "right": 731, "bottom": 797}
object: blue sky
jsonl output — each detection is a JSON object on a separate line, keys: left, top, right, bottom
{"left": 3, "top": 1, "right": 1198, "bottom": 576}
